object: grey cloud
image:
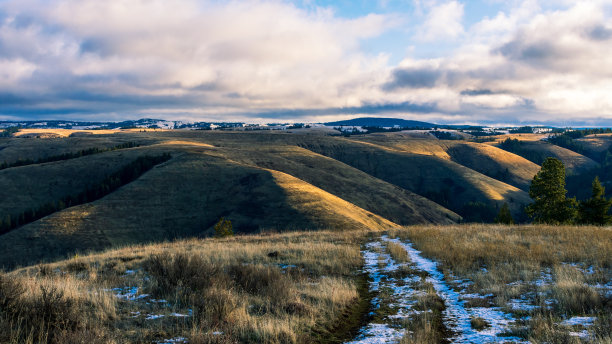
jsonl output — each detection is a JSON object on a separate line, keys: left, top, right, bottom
{"left": 460, "top": 89, "right": 495, "bottom": 96}
{"left": 587, "top": 25, "right": 612, "bottom": 41}
{"left": 496, "top": 39, "right": 556, "bottom": 63}
{"left": 383, "top": 67, "right": 442, "bottom": 90}
{"left": 228, "top": 101, "right": 441, "bottom": 119}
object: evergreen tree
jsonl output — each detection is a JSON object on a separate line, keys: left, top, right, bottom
{"left": 526, "top": 157, "right": 577, "bottom": 224}
{"left": 577, "top": 177, "right": 612, "bottom": 225}
{"left": 214, "top": 217, "right": 233, "bottom": 238}
{"left": 494, "top": 203, "right": 515, "bottom": 224}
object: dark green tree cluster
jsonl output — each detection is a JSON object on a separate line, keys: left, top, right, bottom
{"left": 494, "top": 203, "right": 515, "bottom": 224}
{"left": 0, "top": 126, "right": 20, "bottom": 137}
{"left": 429, "top": 131, "right": 462, "bottom": 140}
{"left": 509, "top": 126, "right": 534, "bottom": 134}
{"left": 498, "top": 138, "right": 547, "bottom": 165}
{"left": 547, "top": 134, "right": 586, "bottom": 156}
{"left": 0, "top": 142, "right": 140, "bottom": 171}
{"left": 526, "top": 157, "right": 611, "bottom": 225}
{"left": 0, "top": 153, "right": 171, "bottom": 235}
{"left": 577, "top": 177, "right": 612, "bottom": 225}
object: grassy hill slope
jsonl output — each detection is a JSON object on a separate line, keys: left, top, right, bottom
{"left": 350, "top": 133, "right": 540, "bottom": 191}
{"left": 298, "top": 138, "right": 531, "bottom": 219}
{"left": 0, "top": 148, "right": 396, "bottom": 268}
{"left": 0, "top": 134, "right": 156, "bottom": 165}
{"left": 0, "top": 146, "right": 170, "bottom": 217}
{"left": 217, "top": 145, "right": 460, "bottom": 225}
{"left": 444, "top": 142, "right": 540, "bottom": 190}
{"left": 492, "top": 139, "right": 599, "bottom": 173}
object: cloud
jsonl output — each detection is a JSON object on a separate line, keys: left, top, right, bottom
{"left": 0, "top": 0, "right": 399, "bottom": 119}
{"left": 0, "top": 0, "right": 610, "bottom": 125}
{"left": 416, "top": 1, "right": 464, "bottom": 41}
{"left": 383, "top": 67, "right": 442, "bottom": 89}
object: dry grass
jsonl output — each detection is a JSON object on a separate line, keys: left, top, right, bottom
{"left": 6, "top": 230, "right": 368, "bottom": 343}
{"left": 0, "top": 273, "right": 117, "bottom": 343}
{"left": 400, "top": 279, "right": 447, "bottom": 344}
{"left": 395, "top": 224, "right": 612, "bottom": 342}
{"left": 386, "top": 241, "right": 410, "bottom": 263}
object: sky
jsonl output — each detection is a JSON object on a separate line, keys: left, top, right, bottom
{"left": 0, "top": 0, "right": 611, "bottom": 125}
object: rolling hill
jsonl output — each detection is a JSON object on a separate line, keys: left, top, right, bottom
{"left": 349, "top": 132, "right": 540, "bottom": 191}
{"left": 0, "top": 145, "right": 401, "bottom": 268}
{"left": 297, "top": 137, "right": 531, "bottom": 220}
{"left": 2, "top": 127, "right": 600, "bottom": 268}
{"left": 325, "top": 117, "right": 435, "bottom": 128}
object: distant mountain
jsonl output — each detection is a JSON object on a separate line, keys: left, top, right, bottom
{"left": 325, "top": 117, "right": 436, "bottom": 128}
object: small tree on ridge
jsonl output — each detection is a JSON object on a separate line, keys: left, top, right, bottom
{"left": 526, "top": 157, "right": 577, "bottom": 224}
{"left": 577, "top": 177, "right": 612, "bottom": 225}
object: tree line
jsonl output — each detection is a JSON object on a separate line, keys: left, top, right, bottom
{"left": 495, "top": 157, "right": 612, "bottom": 225}
{"left": 0, "top": 127, "right": 20, "bottom": 137}
{"left": 0, "top": 153, "right": 171, "bottom": 235}
{"left": 0, "top": 142, "right": 140, "bottom": 171}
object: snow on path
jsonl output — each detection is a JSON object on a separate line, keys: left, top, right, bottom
{"left": 383, "top": 236, "right": 527, "bottom": 344}
{"left": 346, "top": 241, "right": 414, "bottom": 343}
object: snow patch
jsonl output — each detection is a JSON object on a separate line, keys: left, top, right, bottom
{"left": 346, "top": 323, "right": 404, "bottom": 344}
{"left": 106, "top": 286, "right": 149, "bottom": 301}
{"left": 146, "top": 314, "right": 165, "bottom": 320}
{"left": 384, "top": 236, "right": 527, "bottom": 344}
{"left": 561, "top": 316, "right": 596, "bottom": 327}
{"left": 156, "top": 337, "right": 188, "bottom": 344}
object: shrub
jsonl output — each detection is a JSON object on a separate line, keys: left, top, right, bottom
{"left": 143, "top": 252, "right": 225, "bottom": 300}
{"left": 470, "top": 317, "right": 489, "bottom": 330}
{"left": 494, "top": 203, "right": 515, "bottom": 224}
{"left": 214, "top": 218, "right": 233, "bottom": 238}
{"left": 227, "top": 264, "right": 291, "bottom": 301}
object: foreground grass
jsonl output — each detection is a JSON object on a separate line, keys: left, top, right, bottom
{"left": 1, "top": 225, "right": 610, "bottom": 343}
{"left": 1, "top": 230, "right": 367, "bottom": 343}
{"left": 392, "top": 225, "right": 612, "bottom": 343}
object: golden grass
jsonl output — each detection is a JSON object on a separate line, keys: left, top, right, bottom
{"left": 7, "top": 230, "right": 368, "bottom": 343}
{"left": 13, "top": 129, "right": 124, "bottom": 137}
{"left": 395, "top": 224, "right": 612, "bottom": 342}
{"left": 268, "top": 169, "right": 397, "bottom": 231}
{"left": 386, "top": 241, "right": 409, "bottom": 263}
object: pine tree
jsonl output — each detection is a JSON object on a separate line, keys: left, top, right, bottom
{"left": 214, "top": 217, "right": 233, "bottom": 238}
{"left": 494, "top": 203, "right": 515, "bottom": 224}
{"left": 577, "top": 177, "right": 612, "bottom": 225}
{"left": 526, "top": 157, "right": 577, "bottom": 224}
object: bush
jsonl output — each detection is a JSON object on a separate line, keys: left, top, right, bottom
{"left": 0, "top": 275, "right": 85, "bottom": 343}
{"left": 494, "top": 203, "right": 515, "bottom": 224}
{"left": 228, "top": 264, "right": 291, "bottom": 301}
{"left": 143, "top": 252, "right": 224, "bottom": 300}
{"left": 214, "top": 218, "right": 233, "bottom": 238}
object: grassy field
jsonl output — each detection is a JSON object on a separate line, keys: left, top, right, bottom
{"left": 2, "top": 230, "right": 367, "bottom": 344}
{"left": 387, "top": 225, "right": 612, "bottom": 343}
{"left": 1, "top": 225, "right": 610, "bottom": 343}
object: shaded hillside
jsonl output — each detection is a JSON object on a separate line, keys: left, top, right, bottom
{"left": 0, "top": 149, "right": 395, "bottom": 268}
{"left": 495, "top": 139, "right": 599, "bottom": 173}
{"left": 0, "top": 146, "right": 170, "bottom": 217}
{"left": 351, "top": 133, "right": 540, "bottom": 191}
{"left": 444, "top": 143, "right": 540, "bottom": 191}
{"left": 325, "top": 117, "right": 435, "bottom": 128}
{"left": 218, "top": 145, "right": 460, "bottom": 225}
{"left": 0, "top": 134, "right": 156, "bottom": 165}
{"left": 298, "top": 139, "right": 531, "bottom": 220}
{"left": 576, "top": 134, "right": 612, "bottom": 157}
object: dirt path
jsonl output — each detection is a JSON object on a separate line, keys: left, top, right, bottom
{"left": 347, "top": 235, "right": 527, "bottom": 344}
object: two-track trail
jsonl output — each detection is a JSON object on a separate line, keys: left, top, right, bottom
{"left": 347, "top": 235, "right": 527, "bottom": 344}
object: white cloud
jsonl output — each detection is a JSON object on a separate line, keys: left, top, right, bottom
{"left": 416, "top": 1, "right": 465, "bottom": 41}
{"left": 0, "top": 0, "right": 399, "bottom": 115}
{"left": 0, "top": 0, "right": 611, "bottom": 124}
